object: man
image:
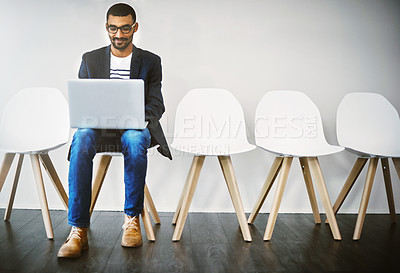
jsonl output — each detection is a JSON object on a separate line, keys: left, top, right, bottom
{"left": 58, "top": 3, "right": 171, "bottom": 258}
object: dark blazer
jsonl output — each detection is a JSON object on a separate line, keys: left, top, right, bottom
{"left": 77, "top": 44, "right": 172, "bottom": 160}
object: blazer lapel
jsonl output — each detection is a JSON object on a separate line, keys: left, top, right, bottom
{"left": 130, "top": 45, "right": 142, "bottom": 79}
{"left": 101, "top": 45, "right": 111, "bottom": 79}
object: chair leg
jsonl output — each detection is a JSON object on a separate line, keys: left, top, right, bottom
{"left": 39, "top": 153, "right": 68, "bottom": 210}
{"left": 172, "top": 178, "right": 188, "bottom": 225}
{"left": 264, "top": 157, "right": 293, "bottom": 241}
{"left": 90, "top": 155, "right": 113, "bottom": 216}
{"left": 141, "top": 201, "right": 155, "bottom": 241}
{"left": 172, "top": 158, "right": 198, "bottom": 225}
{"left": 392, "top": 158, "right": 400, "bottom": 181}
{"left": 248, "top": 157, "right": 283, "bottom": 224}
{"left": 172, "top": 155, "right": 205, "bottom": 241}
{"left": 299, "top": 157, "right": 321, "bottom": 224}
{"left": 30, "top": 154, "right": 54, "bottom": 239}
{"left": 381, "top": 158, "right": 396, "bottom": 223}
{"left": 326, "top": 157, "right": 368, "bottom": 224}
{"left": 218, "top": 155, "right": 252, "bottom": 242}
{"left": 353, "top": 157, "right": 378, "bottom": 240}
{"left": 0, "top": 153, "right": 16, "bottom": 192}
{"left": 4, "top": 154, "right": 24, "bottom": 221}
{"left": 307, "top": 157, "right": 341, "bottom": 240}
{"left": 144, "top": 184, "right": 160, "bottom": 224}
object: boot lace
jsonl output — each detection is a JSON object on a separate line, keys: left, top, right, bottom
{"left": 69, "top": 226, "right": 83, "bottom": 240}
{"left": 122, "top": 216, "right": 139, "bottom": 231}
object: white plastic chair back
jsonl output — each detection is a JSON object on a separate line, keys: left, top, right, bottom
{"left": 337, "top": 92, "right": 400, "bottom": 157}
{"left": 0, "top": 87, "right": 70, "bottom": 153}
{"left": 255, "top": 90, "right": 343, "bottom": 157}
{"left": 171, "top": 88, "right": 255, "bottom": 155}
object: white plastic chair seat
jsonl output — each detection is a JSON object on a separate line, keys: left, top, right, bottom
{"left": 0, "top": 88, "right": 70, "bottom": 153}
{"left": 99, "top": 152, "right": 123, "bottom": 157}
{"left": 254, "top": 90, "right": 344, "bottom": 156}
{"left": 343, "top": 147, "right": 399, "bottom": 158}
{"left": 337, "top": 93, "right": 400, "bottom": 158}
{"left": 257, "top": 139, "right": 344, "bottom": 157}
{"left": 171, "top": 88, "right": 255, "bottom": 155}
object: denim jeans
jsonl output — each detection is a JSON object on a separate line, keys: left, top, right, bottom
{"left": 68, "top": 128, "right": 151, "bottom": 227}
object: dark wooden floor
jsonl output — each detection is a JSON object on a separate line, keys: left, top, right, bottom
{"left": 0, "top": 209, "right": 399, "bottom": 273}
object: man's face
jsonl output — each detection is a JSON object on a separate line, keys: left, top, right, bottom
{"left": 106, "top": 14, "right": 137, "bottom": 51}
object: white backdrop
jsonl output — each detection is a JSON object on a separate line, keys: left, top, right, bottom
{"left": 1, "top": 0, "right": 399, "bottom": 214}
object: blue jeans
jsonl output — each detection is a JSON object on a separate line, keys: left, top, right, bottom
{"left": 68, "top": 128, "right": 151, "bottom": 227}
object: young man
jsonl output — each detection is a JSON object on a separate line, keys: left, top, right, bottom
{"left": 58, "top": 3, "right": 171, "bottom": 258}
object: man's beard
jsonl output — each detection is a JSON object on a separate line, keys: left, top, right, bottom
{"left": 110, "top": 36, "right": 132, "bottom": 50}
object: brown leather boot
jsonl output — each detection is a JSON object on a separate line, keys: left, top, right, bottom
{"left": 121, "top": 214, "right": 142, "bottom": 247}
{"left": 57, "top": 226, "right": 89, "bottom": 258}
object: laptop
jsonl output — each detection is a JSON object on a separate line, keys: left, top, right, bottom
{"left": 67, "top": 79, "right": 147, "bottom": 129}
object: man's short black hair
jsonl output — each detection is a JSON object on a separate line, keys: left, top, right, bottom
{"left": 106, "top": 3, "right": 136, "bottom": 22}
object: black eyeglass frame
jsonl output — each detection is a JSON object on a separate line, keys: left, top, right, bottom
{"left": 106, "top": 23, "right": 136, "bottom": 34}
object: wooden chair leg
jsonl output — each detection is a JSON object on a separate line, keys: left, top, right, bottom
{"left": 218, "top": 156, "right": 252, "bottom": 242}
{"left": 90, "top": 155, "right": 113, "bottom": 215}
{"left": 141, "top": 201, "right": 155, "bottom": 241}
{"left": 248, "top": 157, "right": 283, "bottom": 224}
{"left": 39, "top": 153, "right": 68, "bottom": 210}
{"left": 308, "top": 157, "right": 341, "bottom": 240}
{"left": 392, "top": 158, "right": 400, "bottom": 181}
{"left": 172, "top": 158, "right": 198, "bottom": 225}
{"left": 172, "top": 178, "right": 188, "bottom": 225}
{"left": 172, "top": 155, "right": 205, "bottom": 241}
{"left": 299, "top": 157, "right": 321, "bottom": 224}
{"left": 30, "top": 154, "right": 54, "bottom": 239}
{"left": 381, "top": 158, "right": 396, "bottom": 223}
{"left": 326, "top": 157, "right": 368, "bottom": 224}
{"left": 144, "top": 184, "right": 160, "bottom": 224}
{"left": 264, "top": 157, "right": 293, "bottom": 241}
{"left": 4, "top": 154, "right": 24, "bottom": 221}
{"left": 353, "top": 157, "right": 378, "bottom": 240}
{"left": 0, "top": 153, "right": 16, "bottom": 192}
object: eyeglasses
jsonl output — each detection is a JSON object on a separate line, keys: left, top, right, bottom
{"left": 107, "top": 23, "right": 136, "bottom": 34}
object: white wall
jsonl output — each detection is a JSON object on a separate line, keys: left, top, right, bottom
{"left": 1, "top": 0, "right": 399, "bottom": 214}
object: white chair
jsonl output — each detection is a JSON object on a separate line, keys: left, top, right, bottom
{"left": 0, "top": 87, "right": 70, "bottom": 239}
{"left": 89, "top": 152, "right": 160, "bottom": 241}
{"left": 171, "top": 88, "right": 255, "bottom": 242}
{"left": 248, "top": 90, "right": 343, "bottom": 241}
{"left": 330, "top": 92, "right": 400, "bottom": 240}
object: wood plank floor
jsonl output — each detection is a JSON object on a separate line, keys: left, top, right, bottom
{"left": 0, "top": 209, "right": 399, "bottom": 273}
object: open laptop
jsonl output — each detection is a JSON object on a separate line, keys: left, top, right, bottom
{"left": 67, "top": 79, "right": 147, "bottom": 129}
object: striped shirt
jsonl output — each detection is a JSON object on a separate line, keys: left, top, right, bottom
{"left": 110, "top": 53, "right": 132, "bottom": 79}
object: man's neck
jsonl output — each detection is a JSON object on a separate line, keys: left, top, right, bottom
{"left": 111, "top": 44, "right": 133, "bottom": 57}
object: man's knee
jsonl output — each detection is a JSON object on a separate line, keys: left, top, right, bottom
{"left": 121, "top": 129, "right": 150, "bottom": 153}
{"left": 74, "top": 128, "right": 98, "bottom": 139}
{"left": 71, "top": 129, "right": 99, "bottom": 152}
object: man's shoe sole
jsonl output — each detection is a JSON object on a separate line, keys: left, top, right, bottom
{"left": 57, "top": 242, "right": 89, "bottom": 258}
{"left": 121, "top": 240, "right": 143, "bottom": 248}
